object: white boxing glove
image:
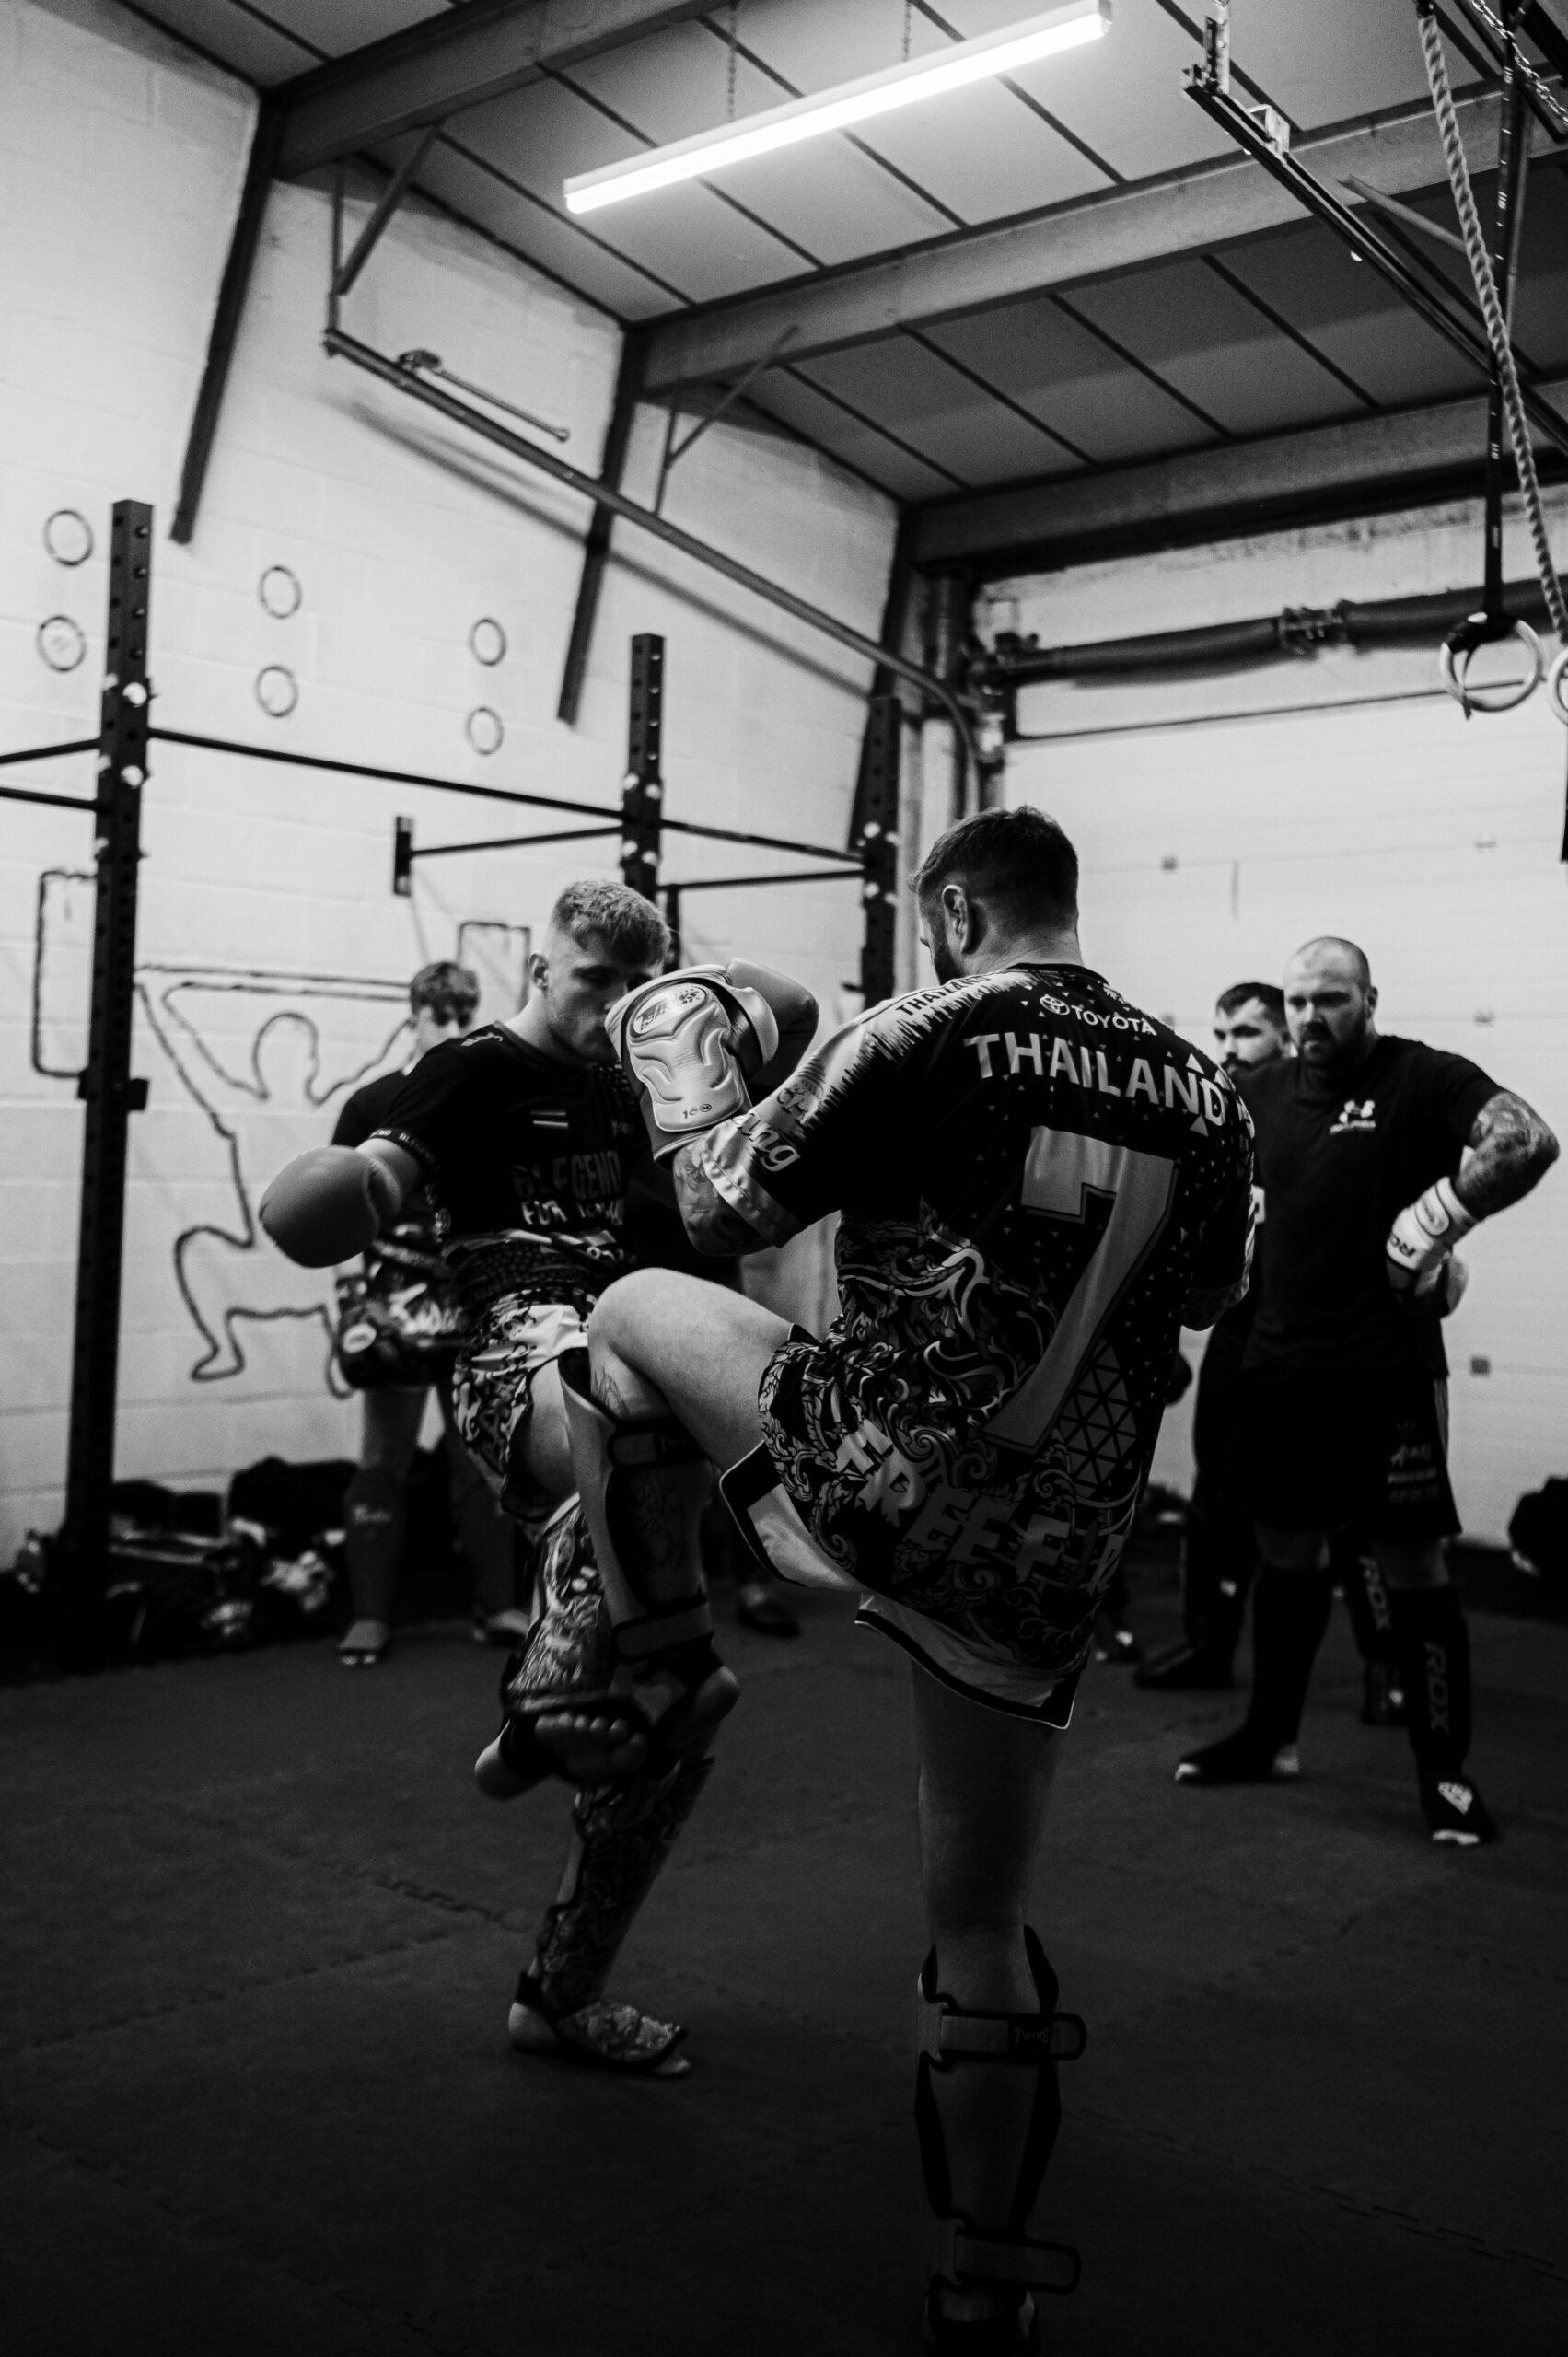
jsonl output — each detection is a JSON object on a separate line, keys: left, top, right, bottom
{"left": 608, "top": 961, "right": 817, "bottom": 1163}
{"left": 1386, "top": 1175, "right": 1476, "bottom": 1295}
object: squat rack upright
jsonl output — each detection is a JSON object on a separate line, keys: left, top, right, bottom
{"left": 2, "top": 499, "right": 897, "bottom": 1640}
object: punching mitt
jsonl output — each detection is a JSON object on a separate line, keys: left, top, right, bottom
{"left": 607, "top": 961, "right": 817, "bottom": 1162}
{"left": 1386, "top": 1176, "right": 1476, "bottom": 1296}
{"left": 260, "top": 1145, "right": 394, "bottom": 1268}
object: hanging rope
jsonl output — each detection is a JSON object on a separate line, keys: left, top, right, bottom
{"left": 1419, "top": 4, "right": 1568, "bottom": 653}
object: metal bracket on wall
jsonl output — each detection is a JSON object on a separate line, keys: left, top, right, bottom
{"left": 653, "top": 327, "right": 798, "bottom": 515}
{"left": 622, "top": 633, "right": 664, "bottom": 901}
{"left": 323, "top": 326, "right": 978, "bottom": 779}
{"left": 60, "top": 500, "right": 154, "bottom": 1641}
{"left": 1185, "top": 70, "right": 1568, "bottom": 460}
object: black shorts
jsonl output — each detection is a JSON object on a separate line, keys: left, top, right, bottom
{"left": 1235, "top": 1364, "right": 1459, "bottom": 1541}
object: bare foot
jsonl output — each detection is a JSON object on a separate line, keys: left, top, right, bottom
{"left": 533, "top": 1707, "right": 650, "bottom": 1784}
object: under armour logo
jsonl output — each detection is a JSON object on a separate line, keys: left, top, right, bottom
{"left": 1437, "top": 1780, "right": 1472, "bottom": 1814}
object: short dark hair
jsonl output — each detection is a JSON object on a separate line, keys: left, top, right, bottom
{"left": 1215, "top": 980, "right": 1286, "bottom": 1025}
{"left": 410, "top": 959, "right": 480, "bottom": 1026}
{"left": 549, "top": 879, "right": 669, "bottom": 968}
{"left": 912, "top": 805, "right": 1079, "bottom": 929}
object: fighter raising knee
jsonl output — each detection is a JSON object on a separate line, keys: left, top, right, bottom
{"left": 518, "top": 809, "right": 1252, "bottom": 2346}
{"left": 260, "top": 881, "right": 815, "bottom": 2073}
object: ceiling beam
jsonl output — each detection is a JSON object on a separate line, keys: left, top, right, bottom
{"left": 910, "top": 374, "right": 1568, "bottom": 575}
{"left": 276, "top": 0, "right": 720, "bottom": 180}
{"left": 642, "top": 87, "right": 1513, "bottom": 395}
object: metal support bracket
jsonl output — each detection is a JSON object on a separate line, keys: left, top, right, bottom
{"left": 171, "top": 102, "right": 285, "bottom": 545}
{"left": 61, "top": 500, "right": 154, "bottom": 1642}
{"left": 622, "top": 634, "right": 664, "bottom": 902}
{"left": 333, "top": 126, "right": 439, "bottom": 299}
{"left": 653, "top": 327, "right": 798, "bottom": 514}
{"left": 858, "top": 696, "right": 900, "bottom": 1006}
{"left": 1185, "top": 71, "right": 1568, "bottom": 460}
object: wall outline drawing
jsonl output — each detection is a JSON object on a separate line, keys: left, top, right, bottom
{"left": 31, "top": 870, "right": 528, "bottom": 1390}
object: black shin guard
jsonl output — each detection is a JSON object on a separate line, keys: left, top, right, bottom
{"left": 1332, "top": 1535, "right": 1395, "bottom": 1666}
{"left": 343, "top": 1465, "right": 406, "bottom": 1623}
{"left": 523, "top": 1748, "right": 714, "bottom": 2019}
{"left": 1389, "top": 1585, "right": 1471, "bottom": 1775}
{"left": 916, "top": 1931, "right": 1086, "bottom": 2318}
{"left": 1245, "top": 1563, "right": 1335, "bottom": 1747}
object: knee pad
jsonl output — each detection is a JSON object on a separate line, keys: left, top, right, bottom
{"left": 916, "top": 1929, "right": 1086, "bottom": 2304}
{"left": 558, "top": 1348, "right": 714, "bottom": 1661}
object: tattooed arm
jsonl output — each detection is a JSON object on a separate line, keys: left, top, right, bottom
{"left": 671, "top": 1141, "right": 769, "bottom": 1257}
{"left": 1453, "top": 1089, "right": 1559, "bottom": 1220}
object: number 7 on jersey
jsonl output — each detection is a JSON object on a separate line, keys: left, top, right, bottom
{"left": 984, "top": 1127, "right": 1177, "bottom": 1453}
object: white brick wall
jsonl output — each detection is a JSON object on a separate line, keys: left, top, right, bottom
{"left": 0, "top": 0, "right": 894, "bottom": 1558}
{"left": 993, "top": 495, "right": 1568, "bottom": 1542}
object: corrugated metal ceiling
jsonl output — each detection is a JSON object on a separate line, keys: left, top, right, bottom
{"left": 127, "top": 0, "right": 1568, "bottom": 510}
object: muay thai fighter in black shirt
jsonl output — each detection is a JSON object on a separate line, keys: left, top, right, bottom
{"left": 261, "top": 882, "right": 814, "bottom": 2074}
{"left": 540, "top": 810, "right": 1253, "bottom": 2350}
{"left": 1176, "top": 935, "right": 1558, "bottom": 1846}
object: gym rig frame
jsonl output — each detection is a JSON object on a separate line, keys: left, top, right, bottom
{"left": 0, "top": 500, "right": 900, "bottom": 1636}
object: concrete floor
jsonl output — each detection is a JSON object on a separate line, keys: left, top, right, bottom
{"left": 3, "top": 1579, "right": 1565, "bottom": 2357}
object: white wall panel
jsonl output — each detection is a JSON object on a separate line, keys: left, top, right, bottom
{"left": 999, "top": 502, "right": 1568, "bottom": 1544}
{"left": 0, "top": 0, "right": 893, "bottom": 1560}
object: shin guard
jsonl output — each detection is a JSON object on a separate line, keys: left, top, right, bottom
{"left": 1390, "top": 1585, "right": 1472, "bottom": 1775}
{"left": 343, "top": 1465, "right": 406, "bottom": 1623}
{"left": 556, "top": 1350, "right": 739, "bottom": 1771}
{"left": 476, "top": 1497, "right": 619, "bottom": 1797}
{"left": 524, "top": 1748, "right": 714, "bottom": 2018}
{"left": 916, "top": 1931, "right": 1086, "bottom": 2310}
{"left": 559, "top": 1349, "right": 714, "bottom": 1657}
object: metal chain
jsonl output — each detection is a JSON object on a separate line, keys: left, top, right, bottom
{"left": 1419, "top": 6, "right": 1568, "bottom": 640}
{"left": 727, "top": 0, "right": 739, "bottom": 120}
{"left": 1453, "top": 0, "right": 1568, "bottom": 136}
{"left": 904, "top": 2, "right": 913, "bottom": 63}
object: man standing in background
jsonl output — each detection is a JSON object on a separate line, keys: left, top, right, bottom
{"left": 1137, "top": 981, "right": 1289, "bottom": 1693}
{"left": 1176, "top": 937, "right": 1557, "bottom": 1844}
{"left": 331, "top": 960, "right": 521, "bottom": 1666}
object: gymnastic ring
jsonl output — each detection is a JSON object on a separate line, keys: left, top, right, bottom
{"left": 1547, "top": 643, "right": 1568, "bottom": 728}
{"left": 1438, "top": 612, "right": 1543, "bottom": 715}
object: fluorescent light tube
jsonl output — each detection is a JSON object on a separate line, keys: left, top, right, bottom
{"left": 563, "top": 1, "right": 1109, "bottom": 215}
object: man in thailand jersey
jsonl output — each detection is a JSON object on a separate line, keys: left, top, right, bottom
{"left": 566, "top": 807, "right": 1253, "bottom": 2348}
{"left": 706, "top": 944, "right": 1252, "bottom": 1703}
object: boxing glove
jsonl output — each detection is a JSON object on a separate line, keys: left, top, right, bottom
{"left": 260, "top": 1145, "right": 398, "bottom": 1268}
{"left": 607, "top": 961, "right": 818, "bottom": 1162}
{"left": 1386, "top": 1176, "right": 1476, "bottom": 1295}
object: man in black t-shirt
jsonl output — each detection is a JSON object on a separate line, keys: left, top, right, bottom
{"left": 1137, "top": 979, "right": 1290, "bottom": 1692}
{"left": 329, "top": 960, "right": 520, "bottom": 1667}
{"left": 548, "top": 810, "right": 1253, "bottom": 2348}
{"left": 264, "top": 882, "right": 743, "bottom": 2075}
{"left": 1176, "top": 935, "right": 1558, "bottom": 1845}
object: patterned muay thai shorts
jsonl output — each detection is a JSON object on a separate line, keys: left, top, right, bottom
{"left": 450, "top": 1295, "right": 587, "bottom": 1521}
{"left": 724, "top": 1332, "right": 1122, "bottom": 1727}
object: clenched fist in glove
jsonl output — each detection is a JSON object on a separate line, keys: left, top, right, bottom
{"left": 1386, "top": 1175, "right": 1476, "bottom": 1297}
{"left": 260, "top": 1145, "right": 401, "bottom": 1267}
{"left": 608, "top": 960, "right": 817, "bottom": 1162}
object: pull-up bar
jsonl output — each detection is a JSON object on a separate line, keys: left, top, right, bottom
{"left": 4, "top": 501, "right": 897, "bottom": 1643}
